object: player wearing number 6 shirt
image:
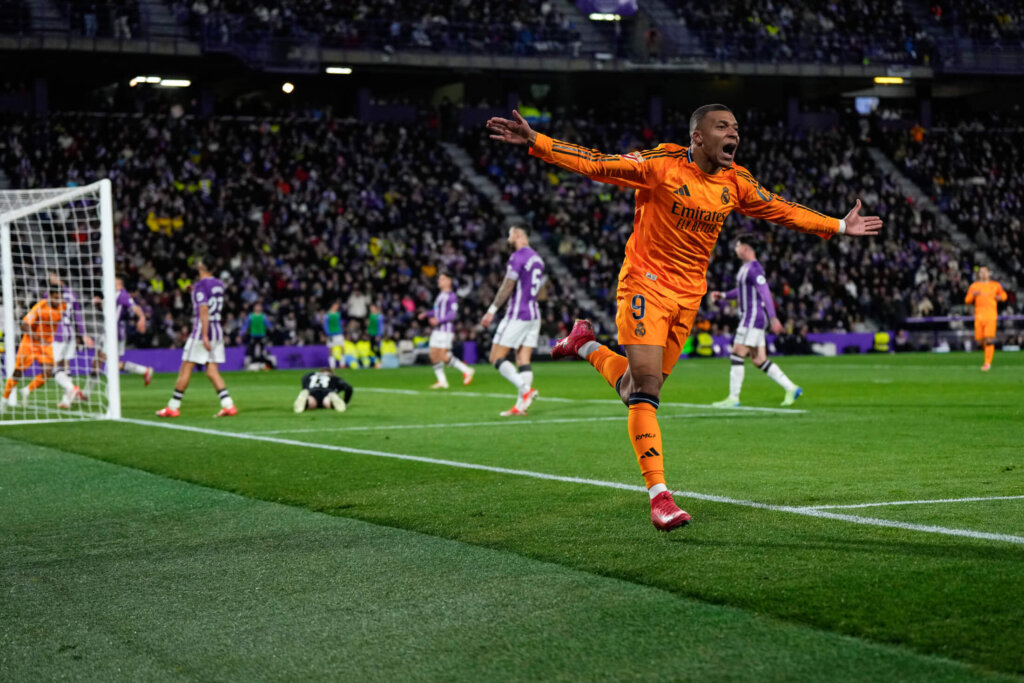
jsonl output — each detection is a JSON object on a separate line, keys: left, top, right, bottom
{"left": 293, "top": 369, "right": 354, "bottom": 413}
{"left": 480, "top": 226, "right": 545, "bottom": 417}
{"left": 487, "top": 105, "right": 882, "bottom": 531}
{"left": 710, "top": 234, "right": 801, "bottom": 408}
{"left": 157, "top": 258, "right": 237, "bottom": 418}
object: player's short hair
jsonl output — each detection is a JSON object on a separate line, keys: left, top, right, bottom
{"left": 735, "top": 234, "right": 760, "bottom": 252}
{"left": 194, "top": 255, "right": 214, "bottom": 273}
{"left": 438, "top": 269, "right": 453, "bottom": 279}
{"left": 509, "top": 225, "right": 528, "bottom": 239}
{"left": 689, "top": 104, "right": 733, "bottom": 137}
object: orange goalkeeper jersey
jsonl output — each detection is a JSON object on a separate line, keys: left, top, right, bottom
{"left": 23, "top": 298, "right": 66, "bottom": 344}
{"left": 965, "top": 280, "right": 1007, "bottom": 319}
{"left": 529, "top": 133, "right": 839, "bottom": 308}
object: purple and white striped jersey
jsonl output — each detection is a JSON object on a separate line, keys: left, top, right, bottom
{"left": 430, "top": 290, "right": 459, "bottom": 333}
{"left": 190, "top": 277, "right": 226, "bottom": 342}
{"left": 504, "top": 246, "right": 545, "bottom": 321}
{"left": 52, "top": 287, "right": 86, "bottom": 343}
{"left": 725, "top": 260, "right": 776, "bottom": 330}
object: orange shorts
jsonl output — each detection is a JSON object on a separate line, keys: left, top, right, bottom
{"left": 616, "top": 274, "right": 698, "bottom": 376}
{"left": 974, "top": 317, "right": 996, "bottom": 342}
{"left": 14, "top": 336, "right": 54, "bottom": 371}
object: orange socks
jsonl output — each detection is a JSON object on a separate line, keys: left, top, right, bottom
{"left": 587, "top": 346, "right": 629, "bottom": 389}
{"left": 628, "top": 396, "right": 665, "bottom": 489}
{"left": 27, "top": 375, "right": 46, "bottom": 393}
{"left": 3, "top": 378, "right": 15, "bottom": 399}
{"left": 984, "top": 344, "right": 994, "bottom": 366}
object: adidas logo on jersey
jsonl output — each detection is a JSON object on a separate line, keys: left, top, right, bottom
{"left": 673, "top": 185, "right": 692, "bottom": 197}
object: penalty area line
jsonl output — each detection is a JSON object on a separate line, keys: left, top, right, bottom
{"left": 249, "top": 412, "right": 739, "bottom": 435}
{"left": 120, "top": 418, "right": 1024, "bottom": 546}
{"left": 802, "top": 494, "right": 1024, "bottom": 510}
{"left": 359, "top": 387, "right": 807, "bottom": 415}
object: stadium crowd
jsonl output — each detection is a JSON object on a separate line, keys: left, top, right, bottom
{"left": 671, "top": 0, "right": 934, "bottom": 64}
{"left": 465, "top": 106, "right": 982, "bottom": 335}
{"left": 0, "top": 112, "right": 585, "bottom": 351}
{"left": 884, "top": 113, "right": 1024, "bottom": 286}
{"left": 171, "top": 0, "right": 584, "bottom": 56}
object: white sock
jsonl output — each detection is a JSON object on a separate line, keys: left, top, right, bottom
{"left": 328, "top": 355, "right": 337, "bottom": 369}
{"left": 729, "top": 355, "right": 744, "bottom": 400}
{"left": 579, "top": 340, "right": 601, "bottom": 359}
{"left": 85, "top": 374, "right": 99, "bottom": 396}
{"left": 122, "top": 361, "right": 147, "bottom": 375}
{"left": 761, "top": 360, "right": 797, "bottom": 391}
{"left": 218, "top": 388, "right": 234, "bottom": 408}
{"left": 648, "top": 483, "right": 668, "bottom": 499}
{"left": 448, "top": 356, "right": 471, "bottom": 374}
{"left": 518, "top": 368, "right": 533, "bottom": 394}
{"left": 497, "top": 360, "right": 521, "bottom": 390}
{"left": 432, "top": 362, "right": 448, "bottom": 385}
{"left": 168, "top": 397, "right": 182, "bottom": 409}
{"left": 54, "top": 370, "right": 75, "bottom": 393}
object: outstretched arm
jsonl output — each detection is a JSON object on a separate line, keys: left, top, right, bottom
{"left": 487, "top": 110, "right": 663, "bottom": 190}
{"left": 481, "top": 277, "right": 516, "bottom": 327}
{"left": 736, "top": 167, "right": 882, "bottom": 238}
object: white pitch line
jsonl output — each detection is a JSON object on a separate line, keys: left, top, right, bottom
{"left": 248, "top": 412, "right": 732, "bottom": 435}
{"left": 803, "top": 495, "right": 1024, "bottom": 510}
{"left": 359, "top": 387, "right": 807, "bottom": 415}
{"left": 121, "top": 418, "right": 1024, "bottom": 546}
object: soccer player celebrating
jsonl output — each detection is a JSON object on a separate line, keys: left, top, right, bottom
{"left": 487, "top": 106, "right": 882, "bottom": 531}
{"left": 81, "top": 276, "right": 153, "bottom": 407}
{"left": 157, "top": 258, "right": 236, "bottom": 418}
{"left": 293, "top": 368, "right": 354, "bottom": 413}
{"left": 480, "top": 226, "right": 545, "bottom": 416}
{"left": 2, "top": 288, "right": 81, "bottom": 408}
{"left": 709, "top": 234, "right": 802, "bottom": 407}
{"left": 965, "top": 266, "right": 1008, "bottom": 371}
{"left": 418, "top": 271, "right": 475, "bottom": 389}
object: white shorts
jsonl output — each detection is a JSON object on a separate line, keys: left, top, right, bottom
{"left": 733, "top": 326, "right": 766, "bottom": 349}
{"left": 493, "top": 317, "right": 541, "bottom": 349}
{"left": 97, "top": 336, "right": 126, "bottom": 358}
{"left": 52, "top": 338, "right": 77, "bottom": 363}
{"left": 429, "top": 330, "right": 454, "bottom": 350}
{"left": 328, "top": 335, "right": 345, "bottom": 348}
{"left": 183, "top": 337, "right": 226, "bottom": 365}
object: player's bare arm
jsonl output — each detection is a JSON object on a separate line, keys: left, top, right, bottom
{"left": 481, "top": 277, "right": 516, "bottom": 327}
{"left": 200, "top": 304, "right": 211, "bottom": 351}
{"left": 132, "top": 304, "right": 147, "bottom": 334}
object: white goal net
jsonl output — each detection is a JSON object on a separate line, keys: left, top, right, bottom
{"left": 1, "top": 179, "right": 120, "bottom": 424}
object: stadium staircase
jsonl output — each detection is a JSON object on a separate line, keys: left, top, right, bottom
{"left": 637, "top": 0, "right": 705, "bottom": 60}
{"left": 550, "top": 0, "right": 614, "bottom": 56}
{"left": 868, "top": 146, "right": 1021, "bottom": 292}
{"left": 441, "top": 142, "right": 615, "bottom": 334}
{"left": 137, "top": 0, "right": 191, "bottom": 40}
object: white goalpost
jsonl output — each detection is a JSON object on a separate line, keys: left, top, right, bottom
{"left": 0, "top": 179, "right": 120, "bottom": 424}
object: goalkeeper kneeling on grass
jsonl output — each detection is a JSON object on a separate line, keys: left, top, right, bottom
{"left": 294, "top": 368, "right": 354, "bottom": 413}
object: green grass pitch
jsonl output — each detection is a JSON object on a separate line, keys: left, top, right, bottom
{"left": 2, "top": 352, "right": 1023, "bottom": 681}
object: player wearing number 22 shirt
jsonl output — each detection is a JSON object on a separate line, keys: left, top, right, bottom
{"left": 486, "top": 104, "right": 883, "bottom": 532}
{"left": 157, "top": 258, "right": 237, "bottom": 418}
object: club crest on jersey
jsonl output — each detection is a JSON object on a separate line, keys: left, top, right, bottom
{"left": 720, "top": 187, "right": 731, "bottom": 205}
{"left": 635, "top": 321, "right": 646, "bottom": 337}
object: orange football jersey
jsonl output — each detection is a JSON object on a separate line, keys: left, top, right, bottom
{"left": 529, "top": 133, "right": 839, "bottom": 308}
{"left": 965, "top": 280, "right": 1007, "bottom": 319}
{"left": 22, "top": 298, "right": 66, "bottom": 344}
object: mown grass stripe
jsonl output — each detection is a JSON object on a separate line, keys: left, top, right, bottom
{"left": 122, "top": 418, "right": 1024, "bottom": 546}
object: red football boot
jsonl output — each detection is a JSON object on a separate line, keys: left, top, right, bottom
{"left": 650, "top": 491, "right": 691, "bottom": 532}
{"left": 551, "top": 319, "right": 596, "bottom": 360}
